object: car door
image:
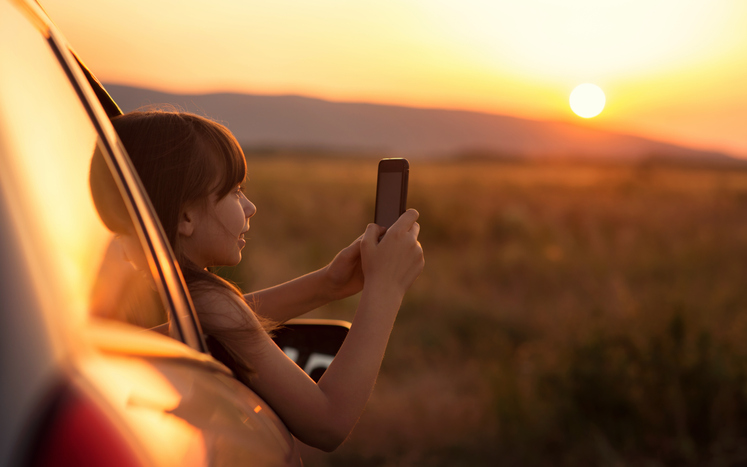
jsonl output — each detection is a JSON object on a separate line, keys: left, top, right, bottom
{"left": 0, "top": 1, "right": 299, "bottom": 465}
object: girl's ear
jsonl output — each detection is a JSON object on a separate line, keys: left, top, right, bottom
{"left": 177, "top": 209, "right": 195, "bottom": 237}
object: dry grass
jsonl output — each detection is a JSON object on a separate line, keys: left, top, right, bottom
{"left": 219, "top": 153, "right": 747, "bottom": 466}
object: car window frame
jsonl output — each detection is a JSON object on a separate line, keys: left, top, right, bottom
{"left": 33, "top": 8, "right": 208, "bottom": 353}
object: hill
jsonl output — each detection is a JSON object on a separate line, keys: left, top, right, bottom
{"left": 104, "top": 83, "right": 737, "bottom": 163}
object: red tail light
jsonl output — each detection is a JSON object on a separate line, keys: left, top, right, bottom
{"left": 26, "top": 384, "right": 144, "bottom": 467}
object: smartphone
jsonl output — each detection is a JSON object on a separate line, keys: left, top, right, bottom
{"left": 374, "top": 158, "right": 409, "bottom": 228}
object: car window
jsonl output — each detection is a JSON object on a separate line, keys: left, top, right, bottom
{"left": 0, "top": 11, "right": 168, "bottom": 333}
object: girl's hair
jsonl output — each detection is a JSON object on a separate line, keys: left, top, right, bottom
{"left": 112, "top": 110, "right": 245, "bottom": 250}
{"left": 111, "top": 110, "right": 273, "bottom": 380}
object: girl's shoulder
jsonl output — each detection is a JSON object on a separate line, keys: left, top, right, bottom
{"left": 191, "top": 287, "right": 258, "bottom": 330}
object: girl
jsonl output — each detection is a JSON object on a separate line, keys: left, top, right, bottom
{"left": 111, "top": 110, "right": 424, "bottom": 452}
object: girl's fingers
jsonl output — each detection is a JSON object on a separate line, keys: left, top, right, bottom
{"left": 343, "top": 234, "right": 364, "bottom": 255}
{"left": 363, "top": 223, "right": 386, "bottom": 248}
{"left": 389, "top": 209, "right": 419, "bottom": 234}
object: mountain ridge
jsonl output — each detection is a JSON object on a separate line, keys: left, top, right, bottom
{"left": 104, "top": 83, "right": 738, "bottom": 163}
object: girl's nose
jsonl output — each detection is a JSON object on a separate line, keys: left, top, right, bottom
{"left": 242, "top": 195, "right": 257, "bottom": 218}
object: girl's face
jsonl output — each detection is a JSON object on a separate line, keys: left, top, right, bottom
{"left": 179, "top": 184, "right": 256, "bottom": 269}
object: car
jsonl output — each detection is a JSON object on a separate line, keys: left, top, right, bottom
{"left": 0, "top": 1, "right": 349, "bottom": 465}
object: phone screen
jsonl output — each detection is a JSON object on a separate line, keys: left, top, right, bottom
{"left": 375, "top": 171, "right": 404, "bottom": 228}
{"left": 374, "top": 158, "right": 409, "bottom": 228}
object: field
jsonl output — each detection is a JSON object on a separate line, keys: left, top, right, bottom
{"left": 220, "top": 153, "right": 747, "bottom": 466}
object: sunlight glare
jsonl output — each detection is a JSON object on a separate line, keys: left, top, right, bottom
{"left": 569, "top": 83, "right": 606, "bottom": 118}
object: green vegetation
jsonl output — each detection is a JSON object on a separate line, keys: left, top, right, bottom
{"left": 221, "top": 153, "right": 747, "bottom": 466}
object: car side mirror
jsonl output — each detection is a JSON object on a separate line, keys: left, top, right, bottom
{"left": 272, "top": 319, "right": 351, "bottom": 382}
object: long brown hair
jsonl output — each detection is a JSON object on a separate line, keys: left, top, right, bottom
{"left": 112, "top": 110, "right": 273, "bottom": 379}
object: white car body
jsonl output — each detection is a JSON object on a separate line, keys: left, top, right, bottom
{"left": 0, "top": 1, "right": 305, "bottom": 465}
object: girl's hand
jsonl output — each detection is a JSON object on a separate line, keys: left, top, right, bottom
{"left": 321, "top": 234, "right": 365, "bottom": 301}
{"left": 361, "top": 209, "right": 424, "bottom": 300}
{"left": 233, "top": 210, "right": 423, "bottom": 451}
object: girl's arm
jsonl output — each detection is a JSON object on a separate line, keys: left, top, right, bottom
{"left": 209, "top": 210, "right": 423, "bottom": 451}
{"left": 244, "top": 235, "right": 365, "bottom": 323}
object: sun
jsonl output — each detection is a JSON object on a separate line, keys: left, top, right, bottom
{"left": 569, "top": 83, "right": 606, "bottom": 118}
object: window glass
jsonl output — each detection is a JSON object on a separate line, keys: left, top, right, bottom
{"left": 0, "top": 12, "right": 166, "bottom": 331}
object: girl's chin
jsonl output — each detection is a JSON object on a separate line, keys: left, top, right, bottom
{"left": 228, "top": 253, "right": 242, "bottom": 266}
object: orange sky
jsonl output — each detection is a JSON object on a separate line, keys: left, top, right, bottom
{"left": 41, "top": 0, "right": 747, "bottom": 157}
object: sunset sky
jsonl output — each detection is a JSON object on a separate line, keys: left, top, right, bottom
{"left": 41, "top": 0, "right": 747, "bottom": 157}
